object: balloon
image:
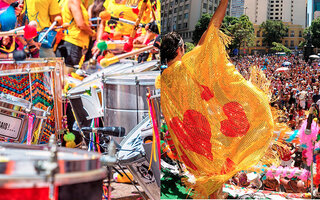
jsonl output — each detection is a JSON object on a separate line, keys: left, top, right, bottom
{"left": 0, "top": 6, "right": 16, "bottom": 31}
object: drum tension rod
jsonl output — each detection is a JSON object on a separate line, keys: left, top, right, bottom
{"left": 117, "top": 164, "right": 147, "bottom": 200}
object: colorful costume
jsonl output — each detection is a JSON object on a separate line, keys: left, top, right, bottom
{"left": 161, "top": 22, "right": 274, "bottom": 197}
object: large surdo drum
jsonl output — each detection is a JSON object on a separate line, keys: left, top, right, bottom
{"left": 104, "top": 71, "right": 160, "bottom": 135}
{"left": 0, "top": 143, "right": 105, "bottom": 200}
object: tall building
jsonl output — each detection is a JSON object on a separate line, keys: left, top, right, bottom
{"left": 313, "top": 0, "right": 320, "bottom": 20}
{"left": 230, "top": 0, "right": 245, "bottom": 18}
{"left": 231, "top": 0, "right": 308, "bottom": 27}
{"left": 161, "top": 0, "right": 231, "bottom": 42}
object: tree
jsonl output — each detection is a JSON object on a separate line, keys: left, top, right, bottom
{"left": 221, "top": 15, "right": 255, "bottom": 52}
{"left": 192, "top": 13, "right": 212, "bottom": 44}
{"left": 192, "top": 14, "right": 255, "bottom": 52}
{"left": 306, "top": 17, "right": 320, "bottom": 48}
{"left": 270, "top": 42, "right": 291, "bottom": 54}
{"left": 259, "top": 20, "right": 288, "bottom": 47}
{"left": 185, "top": 42, "right": 195, "bottom": 53}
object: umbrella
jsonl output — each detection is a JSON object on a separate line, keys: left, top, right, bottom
{"left": 282, "top": 61, "right": 292, "bottom": 66}
{"left": 275, "top": 67, "right": 289, "bottom": 72}
{"left": 310, "top": 55, "right": 320, "bottom": 59}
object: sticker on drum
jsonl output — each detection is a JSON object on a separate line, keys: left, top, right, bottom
{"left": 0, "top": 113, "right": 22, "bottom": 139}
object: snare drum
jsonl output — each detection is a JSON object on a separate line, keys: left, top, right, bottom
{"left": 104, "top": 71, "right": 160, "bottom": 135}
{"left": 0, "top": 59, "right": 64, "bottom": 143}
{"left": 0, "top": 143, "right": 105, "bottom": 200}
{"left": 0, "top": 93, "right": 47, "bottom": 143}
{"left": 117, "top": 118, "right": 160, "bottom": 200}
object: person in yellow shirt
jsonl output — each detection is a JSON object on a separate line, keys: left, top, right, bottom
{"left": 24, "top": 0, "right": 61, "bottom": 58}
{"left": 56, "top": 0, "right": 95, "bottom": 67}
{"left": 92, "top": 0, "right": 153, "bottom": 54}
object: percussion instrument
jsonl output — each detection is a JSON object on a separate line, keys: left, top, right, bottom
{"left": 0, "top": 142, "right": 106, "bottom": 200}
{"left": 67, "top": 61, "right": 159, "bottom": 132}
{"left": 0, "top": 93, "right": 47, "bottom": 143}
{"left": 149, "top": 89, "right": 161, "bottom": 133}
{"left": 0, "top": 58, "right": 63, "bottom": 143}
{"left": 117, "top": 118, "right": 160, "bottom": 200}
{"left": 104, "top": 71, "right": 160, "bottom": 135}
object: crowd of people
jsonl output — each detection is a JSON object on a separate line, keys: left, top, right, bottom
{"left": 232, "top": 54, "right": 320, "bottom": 130}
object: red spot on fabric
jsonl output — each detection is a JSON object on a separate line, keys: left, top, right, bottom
{"left": 170, "top": 110, "right": 213, "bottom": 160}
{"left": 220, "top": 102, "right": 250, "bottom": 137}
{"left": 200, "top": 85, "right": 214, "bottom": 101}
{"left": 180, "top": 149, "right": 197, "bottom": 171}
{"left": 221, "top": 158, "right": 235, "bottom": 175}
{"left": 132, "top": 8, "right": 140, "bottom": 15}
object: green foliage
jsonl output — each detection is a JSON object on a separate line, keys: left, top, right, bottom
{"left": 221, "top": 15, "right": 255, "bottom": 51}
{"left": 192, "top": 13, "right": 213, "bottom": 44}
{"left": 192, "top": 14, "right": 255, "bottom": 52}
{"left": 260, "top": 20, "right": 289, "bottom": 47}
{"left": 270, "top": 42, "right": 292, "bottom": 54}
{"left": 185, "top": 42, "right": 195, "bottom": 53}
{"left": 306, "top": 17, "right": 320, "bottom": 48}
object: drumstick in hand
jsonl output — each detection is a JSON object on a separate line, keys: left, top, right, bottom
{"left": 38, "top": 16, "right": 62, "bottom": 43}
{"left": 93, "top": 11, "right": 146, "bottom": 28}
{"left": 100, "top": 44, "right": 154, "bottom": 67}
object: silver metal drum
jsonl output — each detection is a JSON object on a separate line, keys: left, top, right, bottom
{"left": 117, "top": 118, "right": 160, "bottom": 200}
{"left": 104, "top": 71, "right": 160, "bottom": 135}
{"left": 0, "top": 143, "right": 106, "bottom": 200}
{"left": 67, "top": 61, "right": 159, "bottom": 130}
{"left": 0, "top": 93, "right": 47, "bottom": 143}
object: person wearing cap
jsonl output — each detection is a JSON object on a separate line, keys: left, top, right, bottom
{"left": 24, "top": 0, "right": 62, "bottom": 58}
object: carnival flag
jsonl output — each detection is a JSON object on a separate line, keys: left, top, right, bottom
{"left": 161, "top": 23, "right": 274, "bottom": 197}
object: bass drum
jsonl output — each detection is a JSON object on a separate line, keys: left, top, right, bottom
{"left": 0, "top": 143, "right": 105, "bottom": 200}
{"left": 104, "top": 71, "right": 160, "bottom": 135}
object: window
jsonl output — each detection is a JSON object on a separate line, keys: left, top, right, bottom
{"left": 185, "top": 4, "right": 189, "bottom": 9}
{"left": 257, "top": 31, "right": 260, "bottom": 37}
{"left": 203, "top": 3, "right": 207, "bottom": 9}
{"left": 184, "top": 13, "right": 188, "bottom": 19}
{"left": 183, "top": 23, "right": 188, "bottom": 28}
{"left": 290, "top": 40, "right": 294, "bottom": 47}
{"left": 290, "top": 30, "right": 294, "bottom": 37}
{"left": 178, "top": 15, "right": 182, "bottom": 20}
{"left": 285, "top": 40, "right": 288, "bottom": 47}
{"left": 299, "top": 31, "right": 302, "bottom": 37}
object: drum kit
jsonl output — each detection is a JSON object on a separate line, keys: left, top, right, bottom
{"left": 0, "top": 56, "right": 162, "bottom": 199}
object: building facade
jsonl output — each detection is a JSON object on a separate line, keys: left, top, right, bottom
{"left": 313, "top": 0, "right": 320, "bottom": 20}
{"left": 248, "top": 23, "right": 304, "bottom": 54}
{"left": 161, "top": 0, "right": 231, "bottom": 42}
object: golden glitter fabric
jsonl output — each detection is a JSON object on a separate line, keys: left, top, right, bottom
{"left": 161, "top": 23, "right": 274, "bottom": 197}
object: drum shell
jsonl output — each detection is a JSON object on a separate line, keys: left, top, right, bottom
{"left": 104, "top": 71, "right": 159, "bottom": 133}
{"left": 0, "top": 96, "right": 46, "bottom": 142}
{"left": 0, "top": 143, "right": 105, "bottom": 200}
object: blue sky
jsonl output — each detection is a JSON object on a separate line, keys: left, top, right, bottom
{"left": 308, "top": 0, "right": 312, "bottom": 25}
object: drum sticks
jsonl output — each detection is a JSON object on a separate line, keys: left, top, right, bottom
{"left": 38, "top": 16, "right": 62, "bottom": 43}
{"left": 101, "top": 44, "right": 154, "bottom": 67}
{"left": 91, "top": 11, "right": 146, "bottom": 28}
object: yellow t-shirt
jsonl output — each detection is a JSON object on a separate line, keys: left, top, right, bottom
{"left": 62, "top": 0, "right": 90, "bottom": 48}
{"left": 25, "top": 0, "right": 61, "bottom": 31}
{"left": 103, "top": 0, "right": 151, "bottom": 36}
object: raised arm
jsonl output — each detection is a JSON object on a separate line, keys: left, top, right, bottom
{"left": 197, "top": 0, "right": 228, "bottom": 46}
